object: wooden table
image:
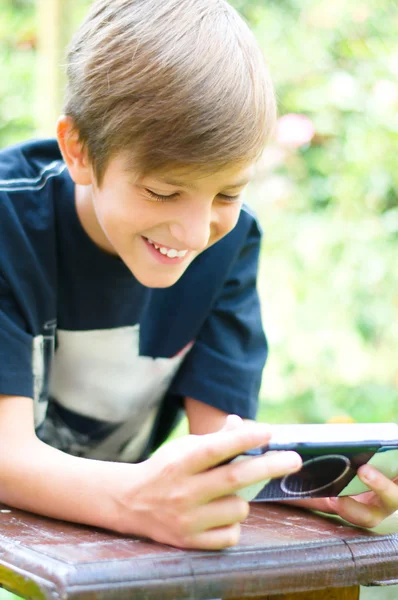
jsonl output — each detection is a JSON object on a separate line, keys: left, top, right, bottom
{"left": 0, "top": 503, "right": 397, "bottom": 600}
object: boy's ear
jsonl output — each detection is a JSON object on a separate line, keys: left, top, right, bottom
{"left": 56, "top": 116, "right": 93, "bottom": 185}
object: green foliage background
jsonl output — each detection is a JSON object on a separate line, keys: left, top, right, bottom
{"left": 239, "top": 0, "right": 398, "bottom": 425}
{"left": 0, "top": 0, "right": 397, "bottom": 428}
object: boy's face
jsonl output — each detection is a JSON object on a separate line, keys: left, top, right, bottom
{"left": 76, "top": 155, "right": 254, "bottom": 288}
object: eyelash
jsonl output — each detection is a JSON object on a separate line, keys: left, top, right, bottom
{"left": 145, "top": 189, "right": 241, "bottom": 203}
{"left": 145, "top": 189, "right": 178, "bottom": 202}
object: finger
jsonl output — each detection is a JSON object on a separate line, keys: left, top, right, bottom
{"left": 181, "top": 422, "right": 272, "bottom": 474}
{"left": 178, "top": 495, "right": 249, "bottom": 535}
{"left": 357, "top": 466, "right": 398, "bottom": 512}
{"left": 329, "top": 496, "right": 387, "bottom": 529}
{"left": 182, "top": 522, "right": 242, "bottom": 550}
{"left": 221, "top": 414, "right": 244, "bottom": 431}
{"left": 192, "top": 450, "right": 302, "bottom": 503}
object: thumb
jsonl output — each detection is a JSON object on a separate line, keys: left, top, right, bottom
{"left": 221, "top": 414, "right": 244, "bottom": 432}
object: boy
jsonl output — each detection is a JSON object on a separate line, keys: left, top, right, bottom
{"left": 0, "top": 0, "right": 396, "bottom": 550}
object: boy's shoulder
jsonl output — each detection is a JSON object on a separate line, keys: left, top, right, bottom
{"left": 0, "top": 138, "right": 64, "bottom": 186}
{"left": 0, "top": 138, "right": 68, "bottom": 239}
{"left": 240, "top": 202, "right": 263, "bottom": 236}
{"left": 0, "top": 139, "right": 68, "bottom": 291}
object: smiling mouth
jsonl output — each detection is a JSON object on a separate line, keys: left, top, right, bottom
{"left": 144, "top": 237, "right": 188, "bottom": 258}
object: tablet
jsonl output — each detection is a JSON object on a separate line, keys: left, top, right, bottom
{"left": 234, "top": 423, "right": 398, "bottom": 502}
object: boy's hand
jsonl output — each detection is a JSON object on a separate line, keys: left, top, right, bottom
{"left": 114, "top": 415, "right": 302, "bottom": 549}
{"left": 288, "top": 466, "right": 398, "bottom": 529}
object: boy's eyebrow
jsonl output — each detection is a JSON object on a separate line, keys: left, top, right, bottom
{"left": 157, "top": 176, "right": 250, "bottom": 190}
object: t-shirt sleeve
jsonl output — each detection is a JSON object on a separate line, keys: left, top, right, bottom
{"left": 0, "top": 271, "right": 34, "bottom": 398}
{"left": 169, "top": 216, "right": 267, "bottom": 420}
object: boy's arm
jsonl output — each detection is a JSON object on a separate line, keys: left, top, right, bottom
{"left": 0, "top": 394, "right": 128, "bottom": 528}
{"left": 185, "top": 396, "right": 228, "bottom": 434}
{"left": 185, "top": 397, "right": 254, "bottom": 435}
{"left": 0, "top": 394, "right": 302, "bottom": 550}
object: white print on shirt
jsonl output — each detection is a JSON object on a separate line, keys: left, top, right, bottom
{"left": 33, "top": 324, "right": 193, "bottom": 461}
{"left": 50, "top": 325, "right": 191, "bottom": 421}
{"left": 32, "top": 335, "right": 46, "bottom": 426}
{"left": 32, "top": 319, "right": 57, "bottom": 427}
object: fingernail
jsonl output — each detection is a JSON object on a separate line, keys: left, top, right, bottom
{"left": 224, "top": 414, "right": 242, "bottom": 429}
{"left": 291, "top": 457, "right": 302, "bottom": 469}
{"left": 227, "top": 414, "right": 242, "bottom": 424}
{"left": 283, "top": 452, "right": 302, "bottom": 469}
{"left": 360, "top": 466, "right": 375, "bottom": 483}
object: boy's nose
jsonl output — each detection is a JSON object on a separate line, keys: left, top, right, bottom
{"left": 169, "top": 208, "right": 212, "bottom": 251}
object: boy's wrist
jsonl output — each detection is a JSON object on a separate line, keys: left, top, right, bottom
{"left": 102, "top": 458, "right": 160, "bottom": 537}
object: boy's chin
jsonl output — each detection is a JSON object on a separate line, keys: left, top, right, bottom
{"left": 128, "top": 266, "right": 187, "bottom": 289}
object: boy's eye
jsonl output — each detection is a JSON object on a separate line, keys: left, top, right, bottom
{"left": 145, "top": 189, "right": 241, "bottom": 203}
{"left": 218, "top": 193, "right": 241, "bottom": 202}
{"left": 145, "top": 189, "right": 178, "bottom": 202}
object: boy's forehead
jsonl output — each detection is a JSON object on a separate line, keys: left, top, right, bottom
{"left": 116, "top": 152, "right": 255, "bottom": 188}
{"left": 146, "top": 163, "right": 255, "bottom": 189}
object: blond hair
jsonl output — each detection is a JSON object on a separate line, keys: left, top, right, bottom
{"left": 64, "top": 0, "right": 276, "bottom": 185}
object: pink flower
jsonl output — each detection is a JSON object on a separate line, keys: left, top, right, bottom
{"left": 275, "top": 113, "right": 315, "bottom": 148}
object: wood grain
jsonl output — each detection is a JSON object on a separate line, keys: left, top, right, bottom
{"left": 0, "top": 503, "right": 396, "bottom": 599}
{"left": 235, "top": 586, "right": 360, "bottom": 600}
{"left": 236, "top": 586, "right": 360, "bottom": 599}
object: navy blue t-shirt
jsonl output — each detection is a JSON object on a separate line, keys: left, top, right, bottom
{"left": 0, "top": 139, "right": 267, "bottom": 461}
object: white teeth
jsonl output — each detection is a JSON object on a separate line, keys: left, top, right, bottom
{"left": 146, "top": 238, "right": 188, "bottom": 259}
